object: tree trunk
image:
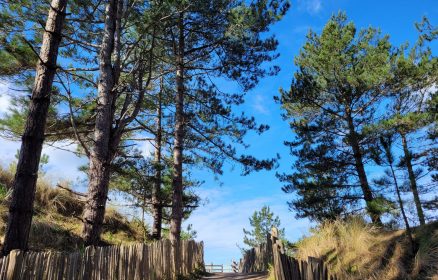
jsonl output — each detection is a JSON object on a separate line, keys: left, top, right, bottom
{"left": 380, "top": 136, "right": 414, "bottom": 249}
{"left": 170, "top": 12, "right": 185, "bottom": 243}
{"left": 389, "top": 163, "right": 414, "bottom": 251}
{"left": 151, "top": 81, "right": 163, "bottom": 240}
{"left": 346, "top": 113, "right": 382, "bottom": 225}
{"left": 1, "top": 0, "right": 68, "bottom": 256}
{"left": 81, "top": 0, "right": 118, "bottom": 246}
{"left": 400, "top": 132, "right": 426, "bottom": 226}
{"left": 82, "top": 155, "right": 112, "bottom": 245}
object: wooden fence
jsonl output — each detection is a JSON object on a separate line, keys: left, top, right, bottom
{"left": 205, "top": 264, "right": 224, "bottom": 273}
{"left": 239, "top": 234, "right": 272, "bottom": 273}
{"left": 271, "top": 228, "right": 337, "bottom": 280}
{"left": 0, "top": 240, "right": 204, "bottom": 280}
{"left": 205, "top": 264, "right": 237, "bottom": 273}
{"left": 239, "top": 228, "right": 337, "bottom": 280}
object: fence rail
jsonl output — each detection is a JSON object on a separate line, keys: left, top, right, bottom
{"left": 205, "top": 264, "right": 237, "bottom": 273}
{"left": 0, "top": 240, "right": 204, "bottom": 280}
{"left": 205, "top": 264, "right": 223, "bottom": 273}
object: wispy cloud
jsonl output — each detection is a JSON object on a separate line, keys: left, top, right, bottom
{"left": 184, "top": 185, "right": 312, "bottom": 264}
{"left": 0, "top": 138, "right": 20, "bottom": 165}
{"left": 0, "top": 82, "right": 11, "bottom": 116}
{"left": 298, "top": 0, "right": 323, "bottom": 15}
{"left": 0, "top": 138, "right": 88, "bottom": 185}
{"left": 0, "top": 81, "right": 87, "bottom": 184}
{"left": 139, "top": 139, "right": 155, "bottom": 158}
{"left": 42, "top": 141, "right": 88, "bottom": 183}
{"left": 252, "top": 94, "right": 270, "bottom": 115}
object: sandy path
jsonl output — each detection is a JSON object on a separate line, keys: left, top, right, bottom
{"left": 202, "top": 272, "right": 268, "bottom": 280}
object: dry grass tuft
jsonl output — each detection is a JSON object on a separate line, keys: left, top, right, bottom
{"left": 295, "top": 217, "right": 386, "bottom": 278}
{"left": 294, "top": 217, "right": 438, "bottom": 280}
{"left": 412, "top": 224, "right": 438, "bottom": 279}
{"left": 101, "top": 207, "right": 144, "bottom": 244}
{"left": 266, "top": 264, "right": 275, "bottom": 280}
{"left": 0, "top": 168, "right": 14, "bottom": 189}
{"left": 0, "top": 166, "right": 144, "bottom": 251}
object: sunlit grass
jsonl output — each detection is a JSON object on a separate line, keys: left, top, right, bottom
{"left": 0, "top": 166, "right": 144, "bottom": 251}
{"left": 294, "top": 217, "right": 438, "bottom": 279}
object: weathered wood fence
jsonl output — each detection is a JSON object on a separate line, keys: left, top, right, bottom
{"left": 0, "top": 240, "right": 204, "bottom": 280}
{"left": 239, "top": 234, "right": 272, "bottom": 273}
{"left": 271, "top": 228, "right": 337, "bottom": 280}
{"left": 239, "top": 228, "right": 337, "bottom": 280}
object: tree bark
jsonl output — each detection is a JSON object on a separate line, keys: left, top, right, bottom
{"left": 81, "top": 0, "right": 119, "bottom": 246}
{"left": 1, "top": 0, "right": 68, "bottom": 256}
{"left": 400, "top": 132, "right": 426, "bottom": 226}
{"left": 346, "top": 113, "right": 382, "bottom": 225}
{"left": 170, "top": 12, "right": 185, "bottom": 243}
{"left": 389, "top": 163, "right": 414, "bottom": 251}
{"left": 151, "top": 79, "right": 163, "bottom": 240}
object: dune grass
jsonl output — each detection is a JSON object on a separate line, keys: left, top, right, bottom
{"left": 294, "top": 217, "right": 438, "bottom": 280}
{"left": 0, "top": 166, "right": 144, "bottom": 251}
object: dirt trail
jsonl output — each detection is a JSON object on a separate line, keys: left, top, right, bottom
{"left": 202, "top": 272, "right": 268, "bottom": 280}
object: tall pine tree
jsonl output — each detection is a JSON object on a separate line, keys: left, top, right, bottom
{"left": 278, "top": 13, "right": 395, "bottom": 224}
{"left": 152, "top": 0, "right": 290, "bottom": 242}
{"left": 1, "top": 0, "right": 68, "bottom": 255}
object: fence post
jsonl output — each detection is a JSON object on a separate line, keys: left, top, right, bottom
{"left": 270, "top": 228, "right": 336, "bottom": 280}
{"left": 271, "top": 227, "right": 285, "bottom": 280}
{"left": 6, "top": 250, "right": 24, "bottom": 280}
{"left": 232, "top": 260, "right": 239, "bottom": 273}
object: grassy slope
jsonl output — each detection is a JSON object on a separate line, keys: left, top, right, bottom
{"left": 0, "top": 167, "right": 144, "bottom": 251}
{"left": 294, "top": 218, "right": 438, "bottom": 280}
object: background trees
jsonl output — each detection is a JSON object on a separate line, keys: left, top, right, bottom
{"left": 279, "top": 13, "right": 437, "bottom": 227}
{"left": 381, "top": 37, "right": 438, "bottom": 226}
{"left": 0, "top": 0, "right": 435, "bottom": 261}
{"left": 110, "top": 154, "right": 201, "bottom": 241}
{"left": 0, "top": 0, "right": 290, "bottom": 251}
{"left": 243, "top": 205, "right": 285, "bottom": 248}
{"left": 152, "top": 0, "right": 289, "bottom": 241}
{"left": 278, "top": 13, "right": 393, "bottom": 224}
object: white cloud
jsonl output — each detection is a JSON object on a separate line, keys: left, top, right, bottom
{"left": 138, "top": 139, "right": 155, "bottom": 158}
{"left": 252, "top": 94, "right": 270, "bottom": 115}
{"left": 0, "top": 138, "right": 20, "bottom": 164}
{"left": 184, "top": 185, "right": 312, "bottom": 265}
{"left": 0, "top": 81, "right": 87, "bottom": 185}
{"left": 0, "top": 81, "right": 12, "bottom": 116}
{"left": 298, "top": 0, "right": 323, "bottom": 15}
{"left": 42, "top": 141, "right": 88, "bottom": 183}
{"left": 0, "top": 138, "right": 88, "bottom": 184}
{"left": 0, "top": 95, "right": 11, "bottom": 116}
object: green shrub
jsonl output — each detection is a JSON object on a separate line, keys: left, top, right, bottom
{"left": 0, "top": 182, "right": 8, "bottom": 200}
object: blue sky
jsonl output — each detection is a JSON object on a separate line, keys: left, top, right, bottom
{"left": 0, "top": 0, "right": 437, "bottom": 268}
{"left": 182, "top": 0, "right": 438, "bottom": 266}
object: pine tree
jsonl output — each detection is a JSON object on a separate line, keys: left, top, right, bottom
{"left": 1, "top": 0, "right": 68, "bottom": 255}
{"left": 369, "top": 133, "right": 414, "bottom": 249}
{"left": 278, "top": 13, "right": 395, "bottom": 224}
{"left": 380, "top": 23, "right": 437, "bottom": 225}
{"left": 74, "top": 0, "right": 162, "bottom": 245}
{"left": 110, "top": 154, "right": 201, "bottom": 241}
{"left": 243, "top": 206, "right": 285, "bottom": 248}
{"left": 154, "top": 0, "right": 289, "bottom": 242}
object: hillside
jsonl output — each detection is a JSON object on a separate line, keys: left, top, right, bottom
{"left": 294, "top": 218, "right": 438, "bottom": 280}
{"left": 0, "top": 167, "right": 144, "bottom": 251}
